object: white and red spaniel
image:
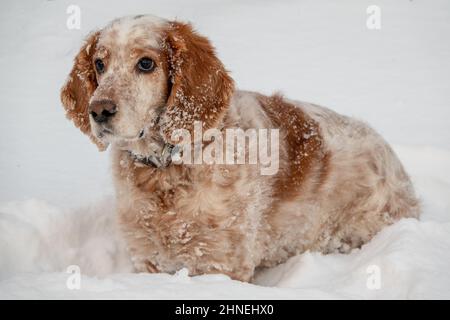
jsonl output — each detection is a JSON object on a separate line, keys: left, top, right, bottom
{"left": 61, "top": 15, "right": 420, "bottom": 282}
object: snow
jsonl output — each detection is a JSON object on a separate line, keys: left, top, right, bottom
{"left": 1, "top": 0, "right": 450, "bottom": 299}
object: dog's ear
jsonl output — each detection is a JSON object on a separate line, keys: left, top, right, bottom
{"left": 61, "top": 31, "right": 107, "bottom": 151}
{"left": 161, "top": 21, "right": 234, "bottom": 143}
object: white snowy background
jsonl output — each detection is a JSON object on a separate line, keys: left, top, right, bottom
{"left": 0, "top": 0, "right": 449, "bottom": 299}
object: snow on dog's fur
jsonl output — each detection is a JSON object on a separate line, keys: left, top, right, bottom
{"left": 60, "top": 15, "right": 420, "bottom": 282}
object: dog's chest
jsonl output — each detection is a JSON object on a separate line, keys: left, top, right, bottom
{"left": 114, "top": 159, "right": 255, "bottom": 272}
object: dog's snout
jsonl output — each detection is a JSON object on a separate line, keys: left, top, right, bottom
{"left": 89, "top": 100, "right": 117, "bottom": 123}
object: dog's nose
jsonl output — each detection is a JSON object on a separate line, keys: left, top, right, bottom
{"left": 89, "top": 100, "right": 117, "bottom": 123}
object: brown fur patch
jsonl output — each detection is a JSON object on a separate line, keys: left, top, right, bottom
{"left": 258, "top": 94, "right": 325, "bottom": 200}
{"left": 160, "top": 22, "right": 235, "bottom": 143}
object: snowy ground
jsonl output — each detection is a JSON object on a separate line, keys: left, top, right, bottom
{"left": 0, "top": 0, "right": 449, "bottom": 299}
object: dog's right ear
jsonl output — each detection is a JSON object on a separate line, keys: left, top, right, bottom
{"left": 61, "top": 31, "right": 107, "bottom": 150}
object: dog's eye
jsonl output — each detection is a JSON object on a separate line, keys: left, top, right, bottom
{"left": 94, "top": 59, "right": 105, "bottom": 73}
{"left": 137, "top": 57, "right": 155, "bottom": 72}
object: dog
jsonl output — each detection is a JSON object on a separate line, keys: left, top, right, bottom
{"left": 61, "top": 15, "right": 420, "bottom": 282}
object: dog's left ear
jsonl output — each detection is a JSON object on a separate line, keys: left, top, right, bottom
{"left": 60, "top": 31, "right": 107, "bottom": 151}
{"left": 161, "top": 21, "right": 234, "bottom": 143}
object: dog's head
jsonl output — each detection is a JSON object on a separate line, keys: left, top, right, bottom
{"left": 61, "top": 15, "right": 234, "bottom": 157}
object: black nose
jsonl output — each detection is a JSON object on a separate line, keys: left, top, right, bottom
{"left": 89, "top": 100, "right": 117, "bottom": 123}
